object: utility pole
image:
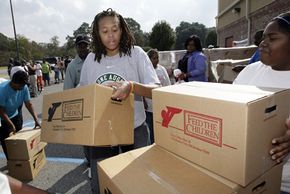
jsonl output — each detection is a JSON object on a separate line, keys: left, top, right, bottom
{"left": 9, "top": 0, "right": 20, "bottom": 61}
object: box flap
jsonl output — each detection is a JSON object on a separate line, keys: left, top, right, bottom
{"left": 154, "top": 82, "right": 288, "bottom": 104}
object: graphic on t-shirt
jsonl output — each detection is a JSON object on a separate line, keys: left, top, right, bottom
{"left": 95, "top": 72, "right": 125, "bottom": 84}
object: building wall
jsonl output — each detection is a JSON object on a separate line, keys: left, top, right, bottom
{"left": 217, "top": 0, "right": 290, "bottom": 47}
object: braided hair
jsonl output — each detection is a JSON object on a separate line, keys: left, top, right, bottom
{"left": 91, "top": 8, "right": 135, "bottom": 62}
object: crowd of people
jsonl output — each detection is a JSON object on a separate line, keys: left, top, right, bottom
{"left": 7, "top": 57, "right": 71, "bottom": 97}
{"left": 0, "top": 8, "right": 289, "bottom": 194}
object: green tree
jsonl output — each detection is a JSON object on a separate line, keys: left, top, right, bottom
{"left": 175, "top": 22, "right": 207, "bottom": 49}
{"left": 205, "top": 29, "right": 217, "bottom": 47}
{"left": 125, "top": 18, "right": 144, "bottom": 46}
{"left": 149, "top": 21, "right": 175, "bottom": 51}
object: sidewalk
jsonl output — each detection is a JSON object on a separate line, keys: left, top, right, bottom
{"left": 0, "top": 82, "right": 93, "bottom": 194}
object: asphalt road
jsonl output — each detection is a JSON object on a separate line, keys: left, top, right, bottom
{"left": 0, "top": 79, "right": 93, "bottom": 194}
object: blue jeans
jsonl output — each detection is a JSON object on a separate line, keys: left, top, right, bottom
{"left": 145, "top": 111, "right": 154, "bottom": 144}
{"left": 281, "top": 192, "right": 290, "bottom": 194}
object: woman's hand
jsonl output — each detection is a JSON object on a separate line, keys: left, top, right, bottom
{"left": 105, "top": 81, "right": 132, "bottom": 100}
{"left": 270, "top": 118, "right": 290, "bottom": 163}
{"left": 34, "top": 119, "right": 41, "bottom": 129}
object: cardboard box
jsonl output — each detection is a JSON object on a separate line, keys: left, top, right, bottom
{"left": 98, "top": 145, "right": 283, "bottom": 194}
{"left": 5, "top": 128, "right": 46, "bottom": 160}
{"left": 152, "top": 82, "right": 290, "bottom": 186}
{"left": 41, "top": 84, "right": 134, "bottom": 146}
{"left": 8, "top": 146, "right": 46, "bottom": 181}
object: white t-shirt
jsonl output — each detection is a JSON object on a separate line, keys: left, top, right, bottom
{"left": 0, "top": 173, "right": 11, "bottom": 194}
{"left": 79, "top": 46, "right": 160, "bottom": 128}
{"left": 234, "top": 61, "right": 290, "bottom": 192}
{"left": 145, "top": 64, "right": 171, "bottom": 112}
{"left": 35, "top": 63, "right": 42, "bottom": 76}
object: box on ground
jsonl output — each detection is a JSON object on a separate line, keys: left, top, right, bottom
{"left": 8, "top": 144, "right": 46, "bottom": 181}
{"left": 41, "top": 84, "right": 134, "bottom": 146}
{"left": 5, "top": 128, "right": 46, "bottom": 160}
{"left": 152, "top": 81, "right": 290, "bottom": 186}
{"left": 98, "top": 145, "right": 283, "bottom": 194}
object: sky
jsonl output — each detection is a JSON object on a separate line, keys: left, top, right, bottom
{"left": 0, "top": 0, "right": 218, "bottom": 46}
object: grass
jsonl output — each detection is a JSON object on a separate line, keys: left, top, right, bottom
{"left": 0, "top": 66, "right": 9, "bottom": 79}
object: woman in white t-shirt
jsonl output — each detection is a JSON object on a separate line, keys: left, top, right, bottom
{"left": 79, "top": 8, "right": 160, "bottom": 192}
{"left": 35, "top": 62, "right": 43, "bottom": 92}
{"left": 234, "top": 11, "right": 290, "bottom": 194}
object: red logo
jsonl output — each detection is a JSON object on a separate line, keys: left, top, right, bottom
{"left": 184, "top": 111, "right": 222, "bottom": 147}
{"left": 161, "top": 106, "right": 182, "bottom": 127}
{"left": 30, "top": 139, "right": 35, "bottom": 149}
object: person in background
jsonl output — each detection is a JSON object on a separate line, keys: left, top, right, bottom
{"left": 59, "top": 57, "right": 65, "bottom": 80}
{"left": 0, "top": 172, "right": 49, "bottom": 194}
{"left": 9, "top": 60, "right": 28, "bottom": 128}
{"left": 63, "top": 34, "right": 90, "bottom": 166}
{"left": 35, "top": 61, "right": 43, "bottom": 92}
{"left": 0, "top": 71, "right": 41, "bottom": 159}
{"left": 145, "top": 48, "right": 171, "bottom": 143}
{"left": 176, "top": 35, "right": 208, "bottom": 82}
{"left": 64, "top": 34, "right": 90, "bottom": 89}
{"left": 176, "top": 36, "right": 196, "bottom": 82}
{"left": 10, "top": 60, "right": 26, "bottom": 79}
{"left": 7, "top": 58, "right": 14, "bottom": 77}
{"left": 248, "top": 30, "right": 264, "bottom": 64}
{"left": 233, "top": 11, "right": 290, "bottom": 194}
{"left": 42, "top": 60, "right": 51, "bottom": 86}
{"left": 54, "top": 59, "right": 60, "bottom": 84}
{"left": 27, "top": 61, "right": 37, "bottom": 97}
{"left": 64, "top": 56, "right": 71, "bottom": 73}
{"left": 79, "top": 8, "right": 160, "bottom": 193}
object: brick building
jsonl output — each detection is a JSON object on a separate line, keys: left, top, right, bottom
{"left": 216, "top": 0, "right": 290, "bottom": 47}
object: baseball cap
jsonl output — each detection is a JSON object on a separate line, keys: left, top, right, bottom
{"left": 75, "top": 34, "right": 90, "bottom": 45}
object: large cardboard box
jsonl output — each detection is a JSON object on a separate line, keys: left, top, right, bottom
{"left": 41, "top": 84, "right": 134, "bottom": 146}
{"left": 8, "top": 146, "right": 46, "bottom": 181}
{"left": 5, "top": 128, "right": 46, "bottom": 160}
{"left": 152, "top": 82, "right": 290, "bottom": 186}
{"left": 98, "top": 145, "right": 283, "bottom": 194}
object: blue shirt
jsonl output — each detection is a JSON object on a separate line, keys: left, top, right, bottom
{"left": 187, "top": 51, "right": 208, "bottom": 82}
{"left": 248, "top": 49, "right": 260, "bottom": 64}
{"left": 0, "top": 81, "right": 30, "bottom": 119}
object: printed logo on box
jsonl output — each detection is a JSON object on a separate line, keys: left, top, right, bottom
{"left": 184, "top": 111, "right": 223, "bottom": 147}
{"left": 62, "top": 99, "right": 84, "bottom": 121}
{"left": 160, "top": 106, "right": 223, "bottom": 147}
{"left": 161, "top": 106, "right": 182, "bottom": 127}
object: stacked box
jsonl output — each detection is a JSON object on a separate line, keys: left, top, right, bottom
{"left": 152, "top": 82, "right": 290, "bottom": 186}
{"left": 41, "top": 84, "right": 134, "bottom": 146}
{"left": 98, "top": 145, "right": 283, "bottom": 194}
{"left": 5, "top": 129, "right": 47, "bottom": 181}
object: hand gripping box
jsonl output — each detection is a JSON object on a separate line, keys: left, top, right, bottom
{"left": 98, "top": 145, "right": 283, "bottom": 194}
{"left": 152, "top": 81, "right": 290, "bottom": 186}
{"left": 5, "top": 128, "right": 46, "bottom": 160}
{"left": 8, "top": 144, "right": 46, "bottom": 181}
{"left": 41, "top": 84, "right": 134, "bottom": 146}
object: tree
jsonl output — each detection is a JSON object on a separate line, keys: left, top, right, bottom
{"left": 73, "top": 22, "right": 91, "bottom": 37}
{"left": 125, "top": 18, "right": 144, "bottom": 46}
{"left": 174, "top": 22, "right": 207, "bottom": 49}
{"left": 205, "top": 29, "right": 217, "bottom": 47}
{"left": 149, "top": 21, "right": 175, "bottom": 51}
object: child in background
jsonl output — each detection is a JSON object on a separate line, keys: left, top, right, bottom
{"left": 145, "top": 48, "right": 171, "bottom": 143}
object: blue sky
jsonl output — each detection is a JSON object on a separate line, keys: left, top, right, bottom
{"left": 0, "top": 0, "right": 218, "bottom": 46}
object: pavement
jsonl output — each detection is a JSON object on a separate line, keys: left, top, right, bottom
{"left": 0, "top": 77, "right": 93, "bottom": 194}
